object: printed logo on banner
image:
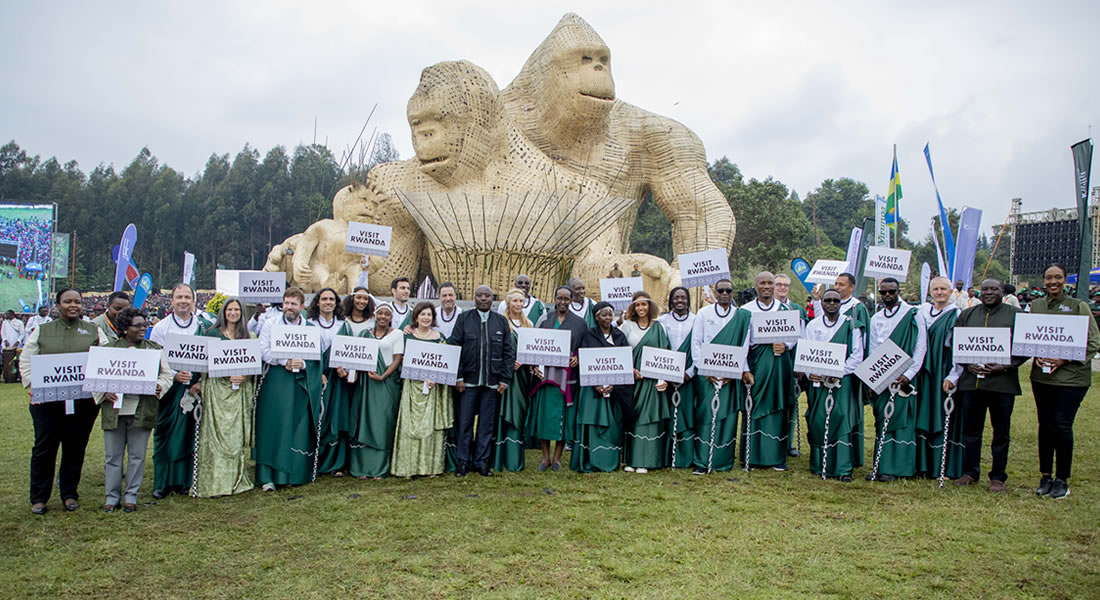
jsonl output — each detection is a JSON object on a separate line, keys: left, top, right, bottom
{"left": 863, "top": 246, "right": 912, "bottom": 281}
{"left": 239, "top": 271, "right": 286, "bottom": 303}
{"left": 163, "top": 333, "right": 209, "bottom": 373}
{"left": 678, "top": 249, "right": 730, "bottom": 288}
{"left": 695, "top": 343, "right": 749, "bottom": 379}
{"left": 578, "top": 346, "right": 634, "bottom": 387}
{"left": 345, "top": 222, "right": 392, "bottom": 257}
{"left": 854, "top": 339, "right": 913, "bottom": 396}
{"left": 328, "top": 335, "right": 379, "bottom": 372}
{"left": 793, "top": 339, "right": 848, "bottom": 379}
{"left": 30, "top": 352, "right": 92, "bottom": 404}
{"left": 750, "top": 310, "right": 801, "bottom": 345}
{"left": 400, "top": 340, "right": 461, "bottom": 386}
{"left": 207, "top": 339, "right": 263, "bottom": 377}
{"left": 600, "top": 277, "right": 644, "bottom": 311}
{"left": 1011, "top": 313, "right": 1090, "bottom": 361}
{"left": 806, "top": 260, "right": 849, "bottom": 285}
{"left": 82, "top": 346, "right": 162, "bottom": 395}
{"left": 268, "top": 323, "right": 322, "bottom": 361}
{"left": 639, "top": 346, "right": 686, "bottom": 381}
{"left": 516, "top": 327, "right": 571, "bottom": 367}
{"left": 953, "top": 327, "right": 1012, "bottom": 365}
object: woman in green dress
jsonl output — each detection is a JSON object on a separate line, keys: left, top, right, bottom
{"left": 348, "top": 302, "right": 401, "bottom": 479}
{"left": 391, "top": 302, "right": 454, "bottom": 477}
{"left": 493, "top": 288, "right": 534, "bottom": 472}
{"left": 619, "top": 291, "right": 671, "bottom": 473}
{"left": 571, "top": 301, "right": 634, "bottom": 473}
{"left": 196, "top": 297, "right": 257, "bottom": 497}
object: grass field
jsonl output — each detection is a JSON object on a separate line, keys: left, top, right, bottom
{"left": 1, "top": 367, "right": 1098, "bottom": 599}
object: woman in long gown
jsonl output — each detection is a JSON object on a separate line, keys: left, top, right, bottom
{"left": 620, "top": 291, "right": 671, "bottom": 473}
{"left": 348, "top": 302, "right": 401, "bottom": 479}
{"left": 309, "top": 288, "right": 348, "bottom": 476}
{"left": 196, "top": 298, "right": 257, "bottom": 497}
{"left": 571, "top": 301, "right": 634, "bottom": 473}
{"left": 492, "top": 288, "right": 533, "bottom": 472}
{"left": 391, "top": 302, "right": 454, "bottom": 477}
{"left": 527, "top": 286, "right": 587, "bottom": 471}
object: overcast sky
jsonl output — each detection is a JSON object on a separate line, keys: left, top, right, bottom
{"left": 2, "top": 1, "right": 1097, "bottom": 243}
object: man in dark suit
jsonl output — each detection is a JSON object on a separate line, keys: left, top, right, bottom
{"left": 449, "top": 285, "right": 516, "bottom": 476}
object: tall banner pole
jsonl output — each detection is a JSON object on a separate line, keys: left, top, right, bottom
{"left": 1071, "top": 139, "right": 1093, "bottom": 300}
{"left": 925, "top": 143, "right": 957, "bottom": 277}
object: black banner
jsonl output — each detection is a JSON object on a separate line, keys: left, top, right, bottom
{"left": 1072, "top": 139, "right": 1093, "bottom": 299}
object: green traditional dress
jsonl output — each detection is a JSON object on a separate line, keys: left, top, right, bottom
{"left": 526, "top": 311, "right": 587, "bottom": 447}
{"left": 391, "top": 335, "right": 453, "bottom": 476}
{"left": 150, "top": 312, "right": 211, "bottom": 493}
{"left": 692, "top": 307, "right": 752, "bottom": 472}
{"left": 915, "top": 304, "right": 963, "bottom": 479}
{"left": 195, "top": 328, "right": 256, "bottom": 497}
{"left": 784, "top": 301, "right": 809, "bottom": 454}
{"left": 493, "top": 328, "right": 532, "bottom": 472}
{"left": 840, "top": 297, "right": 870, "bottom": 462}
{"left": 869, "top": 305, "right": 924, "bottom": 478}
{"left": 622, "top": 320, "right": 672, "bottom": 469}
{"left": 316, "top": 319, "right": 354, "bottom": 475}
{"left": 804, "top": 315, "right": 863, "bottom": 477}
{"left": 347, "top": 327, "right": 403, "bottom": 478}
{"left": 742, "top": 301, "right": 797, "bottom": 469}
{"left": 658, "top": 312, "right": 697, "bottom": 469}
{"left": 254, "top": 318, "right": 323, "bottom": 486}
{"left": 570, "top": 327, "right": 632, "bottom": 473}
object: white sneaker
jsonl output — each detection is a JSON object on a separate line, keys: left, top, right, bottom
{"left": 623, "top": 466, "right": 635, "bottom": 472}
{"left": 262, "top": 483, "right": 275, "bottom": 492}
{"left": 635, "top": 468, "right": 648, "bottom": 474}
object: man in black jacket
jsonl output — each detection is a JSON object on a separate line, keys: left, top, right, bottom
{"left": 450, "top": 285, "right": 516, "bottom": 476}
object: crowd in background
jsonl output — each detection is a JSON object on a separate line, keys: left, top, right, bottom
{"left": 0, "top": 215, "right": 53, "bottom": 279}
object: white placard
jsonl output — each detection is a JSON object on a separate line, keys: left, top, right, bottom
{"left": 401, "top": 339, "right": 461, "bottom": 386}
{"left": 329, "top": 335, "right": 379, "bottom": 372}
{"left": 238, "top": 271, "right": 286, "bottom": 304}
{"left": 207, "top": 338, "right": 263, "bottom": 377}
{"left": 516, "top": 327, "right": 571, "bottom": 367}
{"left": 82, "top": 346, "right": 162, "bottom": 395}
{"left": 269, "top": 323, "right": 322, "bottom": 361}
{"left": 953, "top": 327, "right": 1012, "bottom": 365}
{"left": 163, "top": 333, "right": 209, "bottom": 373}
{"left": 793, "top": 339, "right": 848, "bottom": 379}
{"left": 854, "top": 339, "right": 913, "bottom": 396}
{"left": 29, "top": 352, "right": 92, "bottom": 404}
{"left": 863, "top": 246, "right": 912, "bottom": 281}
{"left": 695, "top": 343, "right": 749, "bottom": 379}
{"left": 578, "top": 345, "right": 634, "bottom": 387}
{"left": 678, "top": 249, "right": 730, "bottom": 288}
{"left": 640, "top": 346, "right": 685, "bottom": 381}
{"left": 806, "top": 260, "right": 849, "bottom": 285}
{"left": 750, "top": 310, "right": 802, "bottom": 345}
{"left": 345, "top": 222, "right": 392, "bottom": 257}
{"left": 215, "top": 269, "right": 246, "bottom": 297}
{"left": 600, "top": 277, "right": 644, "bottom": 311}
{"left": 1012, "top": 313, "right": 1090, "bottom": 361}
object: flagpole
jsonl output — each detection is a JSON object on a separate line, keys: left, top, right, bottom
{"left": 981, "top": 209, "right": 1013, "bottom": 280}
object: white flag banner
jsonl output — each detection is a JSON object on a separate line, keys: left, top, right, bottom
{"left": 640, "top": 346, "right": 685, "bottom": 381}
{"left": 600, "top": 277, "right": 644, "bottom": 311}
{"left": 207, "top": 339, "right": 263, "bottom": 377}
{"left": 953, "top": 327, "right": 1013, "bottom": 365}
{"left": 854, "top": 339, "right": 913, "bottom": 396}
{"left": 30, "top": 352, "right": 91, "bottom": 404}
{"left": 345, "top": 222, "right": 392, "bottom": 257}
{"left": 863, "top": 246, "right": 912, "bottom": 281}
{"left": 695, "top": 343, "right": 749, "bottom": 379}
{"left": 238, "top": 271, "right": 286, "bottom": 304}
{"left": 750, "top": 310, "right": 802, "bottom": 345}
{"left": 82, "top": 346, "right": 161, "bottom": 395}
{"left": 578, "top": 345, "right": 634, "bottom": 387}
{"left": 268, "top": 323, "right": 322, "bottom": 361}
{"left": 163, "top": 333, "right": 209, "bottom": 373}
{"left": 329, "top": 335, "right": 380, "bottom": 372}
{"left": 806, "top": 260, "right": 849, "bottom": 285}
{"left": 793, "top": 339, "right": 848, "bottom": 379}
{"left": 1012, "top": 313, "right": 1090, "bottom": 362}
{"left": 401, "top": 340, "right": 461, "bottom": 385}
{"left": 678, "top": 249, "right": 730, "bottom": 288}
{"left": 182, "top": 251, "right": 196, "bottom": 286}
{"left": 516, "top": 327, "right": 571, "bottom": 367}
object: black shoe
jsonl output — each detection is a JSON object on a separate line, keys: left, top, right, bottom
{"left": 479, "top": 468, "right": 493, "bottom": 477}
{"left": 876, "top": 474, "right": 897, "bottom": 483}
{"left": 865, "top": 472, "right": 876, "bottom": 481}
{"left": 692, "top": 467, "right": 707, "bottom": 475}
{"left": 31, "top": 503, "right": 48, "bottom": 515}
{"left": 152, "top": 489, "right": 167, "bottom": 500}
{"left": 103, "top": 504, "right": 118, "bottom": 513}
{"left": 838, "top": 475, "right": 852, "bottom": 482}
{"left": 788, "top": 448, "right": 801, "bottom": 457}
{"left": 455, "top": 467, "right": 467, "bottom": 477}
{"left": 123, "top": 503, "right": 137, "bottom": 513}
{"left": 1036, "top": 476, "right": 1053, "bottom": 497}
{"left": 63, "top": 499, "right": 79, "bottom": 512}
{"left": 1050, "top": 479, "right": 1070, "bottom": 500}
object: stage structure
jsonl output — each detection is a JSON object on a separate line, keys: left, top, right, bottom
{"left": 1009, "top": 188, "right": 1100, "bottom": 285}
{"left": 265, "top": 13, "right": 735, "bottom": 302}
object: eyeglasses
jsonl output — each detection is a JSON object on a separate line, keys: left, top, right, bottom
{"left": 129, "top": 322, "right": 148, "bottom": 329}
{"left": 878, "top": 289, "right": 898, "bottom": 295}
{"left": 715, "top": 288, "right": 734, "bottom": 294}
{"left": 821, "top": 298, "right": 841, "bottom": 304}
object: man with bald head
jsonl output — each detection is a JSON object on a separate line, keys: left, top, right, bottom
{"left": 449, "top": 285, "right": 516, "bottom": 476}
{"left": 568, "top": 278, "right": 596, "bottom": 328}
{"left": 497, "top": 274, "right": 546, "bottom": 324}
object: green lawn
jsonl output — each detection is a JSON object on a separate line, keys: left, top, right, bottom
{"left": 1, "top": 367, "right": 1098, "bottom": 599}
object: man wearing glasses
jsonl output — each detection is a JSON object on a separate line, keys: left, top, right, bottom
{"left": 865, "top": 277, "right": 927, "bottom": 482}
{"left": 689, "top": 278, "right": 753, "bottom": 474}
{"left": 774, "top": 273, "right": 807, "bottom": 458}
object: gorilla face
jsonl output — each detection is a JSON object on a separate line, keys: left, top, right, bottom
{"left": 549, "top": 43, "right": 615, "bottom": 114}
{"left": 407, "top": 89, "right": 464, "bottom": 184}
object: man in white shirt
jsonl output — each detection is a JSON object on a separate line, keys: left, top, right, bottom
{"left": 435, "top": 282, "right": 463, "bottom": 338}
{"left": 23, "top": 306, "right": 51, "bottom": 344}
{"left": 2, "top": 310, "right": 25, "bottom": 382}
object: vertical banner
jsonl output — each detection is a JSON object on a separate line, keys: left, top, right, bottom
{"left": 790, "top": 258, "right": 814, "bottom": 294}
{"left": 920, "top": 263, "right": 931, "bottom": 303}
{"left": 844, "top": 227, "right": 863, "bottom": 275}
{"left": 113, "top": 224, "right": 137, "bottom": 292}
{"left": 924, "top": 143, "right": 956, "bottom": 277}
{"left": 874, "top": 195, "right": 888, "bottom": 247}
{"left": 182, "top": 252, "right": 196, "bottom": 287}
{"left": 854, "top": 216, "right": 875, "bottom": 298}
{"left": 133, "top": 273, "right": 153, "bottom": 308}
{"left": 930, "top": 217, "right": 948, "bottom": 277}
{"left": 1071, "top": 139, "right": 1093, "bottom": 300}
{"left": 951, "top": 207, "right": 983, "bottom": 291}
{"left": 885, "top": 147, "right": 902, "bottom": 247}
{"left": 51, "top": 232, "right": 70, "bottom": 279}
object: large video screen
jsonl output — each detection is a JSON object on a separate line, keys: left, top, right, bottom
{"left": 1012, "top": 220, "right": 1081, "bottom": 276}
{"left": 0, "top": 203, "right": 55, "bottom": 312}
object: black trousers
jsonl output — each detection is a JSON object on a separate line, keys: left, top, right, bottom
{"left": 456, "top": 386, "right": 500, "bottom": 471}
{"left": 959, "top": 389, "right": 1015, "bottom": 482}
{"left": 1031, "top": 382, "right": 1087, "bottom": 481}
{"left": 29, "top": 398, "right": 100, "bottom": 505}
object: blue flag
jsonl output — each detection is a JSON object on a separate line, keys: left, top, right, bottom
{"left": 791, "top": 258, "right": 814, "bottom": 294}
{"left": 952, "top": 207, "right": 983, "bottom": 290}
{"left": 924, "top": 144, "right": 956, "bottom": 277}
{"left": 133, "top": 273, "right": 154, "bottom": 309}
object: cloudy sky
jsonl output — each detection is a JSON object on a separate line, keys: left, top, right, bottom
{"left": 2, "top": 1, "right": 1096, "bottom": 242}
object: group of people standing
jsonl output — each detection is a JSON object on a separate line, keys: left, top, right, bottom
{"left": 20, "top": 264, "right": 1097, "bottom": 515}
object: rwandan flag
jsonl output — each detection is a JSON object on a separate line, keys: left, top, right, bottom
{"left": 885, "top": 147, "right": 902, "bottom": 240}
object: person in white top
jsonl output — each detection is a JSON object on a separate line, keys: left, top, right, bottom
{"left": 436, "top": 282, "right": 463, "bottom": 338}
{"left": 2, "top": 310, "right": 25, "bottom": 348}
{"left": 865, "top": 277, "right": 928, "bottom": 482}
{"left": 307, "top": 288, "right": 344, "bottom": 352}
{"left": 22, "top": 306, "right": 51, "bottom": 344}
{"left": 915, "top": 276, "right": 963, "bottom": 480}
{"left": 567, "top": 277, "right": 595, "bottom": 326}
{"left": 497, "top": 274, "right": 545, "bottom": 325}
{"left": 389, "top": 277, "right": 413, "bottom": 328}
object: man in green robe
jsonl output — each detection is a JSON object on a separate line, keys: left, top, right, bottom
{"left": 255, "top": 287, "right": 323, "bottom": 489}
{"left": 915, "top": 276, "right": 964, "bottom": 480}
{"left": 742, "top": 272, "right": 797, "bottom": 470}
